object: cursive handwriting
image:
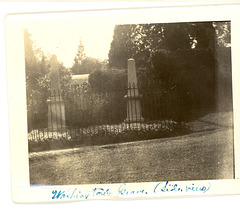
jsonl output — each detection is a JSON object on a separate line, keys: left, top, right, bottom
{"left": 51, "top": 187, "right": 112, "bottom": 200}
{"left": 154, "top": 181, "right": 211, "bottom": 194}
{"left": 154, "top": 181, "right": 183, "bottom": 193}
{"left": 51, "top": 181, "right": 211, "bottom": 200}
{"left": 92, "top": 187, "right": 111, "bottom": 197}
{"left": 185, "top": 183, "right": 211, "bottom": 193}
{"left": 118, "top": 183, "right": 148, "bottom": 196}
{"left": 52, "top": 188, "right": 90, "bottom": 200}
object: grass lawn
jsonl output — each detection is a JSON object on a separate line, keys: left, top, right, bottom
{"left": 29, "top": 112, "right": 234, "bottom": 185}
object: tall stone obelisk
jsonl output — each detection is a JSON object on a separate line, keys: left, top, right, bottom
{"left": 125, "top": 58, "right": 144, "bottom": 122}
{"left": 47, "top": 55, "right": 66, "bottom": 131}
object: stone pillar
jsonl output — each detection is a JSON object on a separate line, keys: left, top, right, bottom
{"left": 47, "top": 55, "right": 66, "bottom": 131}
{"left": 125, "top": 58, "right": 144, "bottom": 122}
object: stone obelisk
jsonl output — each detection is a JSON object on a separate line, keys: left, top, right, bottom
{"left": 47, "top": 55, "right": 66, "bottom": 131}
{"left": 125, "top": 58, "right": 144, "bottom": 122}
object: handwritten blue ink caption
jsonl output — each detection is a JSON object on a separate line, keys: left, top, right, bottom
{"left": 52, "top": 187, "right": 111, "bottom": 200}
{"left": 118, "top": 183, "right": 148, "bottom": 196}
{"left": 153, "top": 181, "right": 211, "bottom": 194}
{"left": 51, "top": 181, "right": 211, "bottom": 200}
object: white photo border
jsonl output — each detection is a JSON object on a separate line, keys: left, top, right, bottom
{"left": 5, "top": 4, "right": 240, "bottom": 203}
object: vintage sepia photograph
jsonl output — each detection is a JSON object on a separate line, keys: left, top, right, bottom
{"left": 5, "top": 4, "right": 240, "bottom": 204}
{"left": 25, "top": 18, "right": 234, "bottom": 185}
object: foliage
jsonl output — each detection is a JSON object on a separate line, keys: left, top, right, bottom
{"left": 108, "top": 22, "right": 218, "bottom": 68}
{"left": 59, "top": 63, "right": 72, "bottom": 91}
{"left": 25, "top": 29, "right": 49, "bottom": 95}
{"left": 62, "top": 82, "right": 126, "bottom": 127}
{"left": 214, "top": 21, "right": 231, "bottom": 47}
{"left": 71, "top": 39, "right": 101, "bottom": 75}
{"left": 25, "top": 29, "right": 72, "bottom": 95}
{"left": 24, "top": 29, "right": 72, "bottom": 131}
{"left": 107, "top": 21, "right": 231, "bottom": 120}
{"left": 78, "top": 57, "right": 101, "bottom": 74}
{"left": 108, "top": 25, "right": 138, "bottom": 69}
{"left": 28, "top": 121, "right": 190, "bottom": 152}
{"left": 108, "top": 22, "right": 199, "bottom": 69}
{"left": 71, "top": 38, "right": 86, "bottom": 74}
{"left": 88, "top": 68, "right": 127, "bottom": 92}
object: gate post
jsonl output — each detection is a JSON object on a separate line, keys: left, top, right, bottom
{"left": 124, "top": 58, "right": 144, "bottom": 123}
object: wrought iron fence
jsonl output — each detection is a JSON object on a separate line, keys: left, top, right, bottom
{"left": 27, "top": 83, "right": 186, "bottom": 141}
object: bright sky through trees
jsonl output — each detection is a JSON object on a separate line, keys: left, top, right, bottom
{"left": 24, "top": 15, "right": 116, "bottom": 68}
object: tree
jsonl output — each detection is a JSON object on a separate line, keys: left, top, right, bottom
{"left": 108, "top": 25, "right": 138, "bottom": 69}
{"left": 108, "top": 23, "right": 198, "bottom": 69}
{"left": 214, "top": 21, "right": 231, "bottom": 47}
{"left": 214, "top": 21, "right": 232, "bottom": 111}
{"left": 24, "top": 29, "right": 47, "bottom": 95}
{"left": 71, "top": 38, "right": 86, "bottom": 75}
{"left": 78, "top": 57, "right": 101, "bottom": 74}
{"left": 75, "top": 38, "right": 86, "bottom": 63}
{"left": 108, "top": 22, "right": 218, "bottom": 69}
{"left": 88, "top": 68, "right": 127, "bottom": 92}
{"left": 59, "top": 63, "right": 72, "bottom": 91}
{"left": 24, "top": 29, "right": 72, "bottom": 130}
{"left": 107, "top": 22, "right": 222, "bottom": 120}
{"left": 71, "top": 39, "right": 102, "bottom": 75}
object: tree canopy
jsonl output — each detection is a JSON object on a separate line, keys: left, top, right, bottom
{"left": 108, "top": 22, "right": 218, "bottom": 69}
{"left": 71, "top": 39, "right": 102, "bottom": 75}
{"left": 25, "top": 29, "right": 72, "bottom": 130}
{"left": 24, "top": 29, "right": 71, "bottom": 95}
{"left": 107, "top": 21, "right": 231, "bottom": 119}
{"left": 24, "top": 29, "right": 49, "bottom": 95}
